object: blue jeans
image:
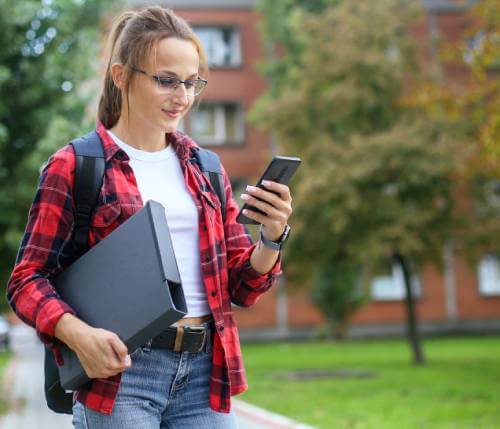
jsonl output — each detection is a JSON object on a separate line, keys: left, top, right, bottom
{"left": 72, "top": 327, "right": 237, "bottom": 429}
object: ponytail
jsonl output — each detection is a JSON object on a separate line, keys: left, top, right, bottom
{"left": 97, "top": 11, "right": 135, "bottom": 129}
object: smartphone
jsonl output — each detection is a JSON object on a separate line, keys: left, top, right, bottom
{"left": 236, "top": 156, "right": 302, "bottom": 225}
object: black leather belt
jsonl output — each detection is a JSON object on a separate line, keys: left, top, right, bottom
{"left": 151, "top": 324, "right": 211, "bottom": 353}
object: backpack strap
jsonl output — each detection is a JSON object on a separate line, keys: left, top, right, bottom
{"left": 193, "top": 148, "right": 227, "bottom": 223}
{"left": 44, "top": 131, "right": 105, "bottom": 416}
{"left": 69, "top": 130, "right": 105, "bottom": 254}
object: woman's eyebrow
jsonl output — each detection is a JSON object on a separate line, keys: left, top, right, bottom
{"left": 158, "top": 70, "right": 198, "bottom": 79}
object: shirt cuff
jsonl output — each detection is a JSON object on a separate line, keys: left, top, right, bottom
{"left": 239, "top": 245, "right": 283, "bottom": 285}
{"left": 36, "top": 298, "right": 76, "bottom": 365}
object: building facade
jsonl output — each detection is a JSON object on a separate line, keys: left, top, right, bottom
{"left": 130, "top": 0, "right": 500, "bottom": 338}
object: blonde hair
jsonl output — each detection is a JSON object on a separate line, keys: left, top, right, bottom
{"left": 97, "top": 6, "right": 207, "bottom": 128}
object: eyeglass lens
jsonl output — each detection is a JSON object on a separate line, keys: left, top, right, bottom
{"left": 156, "top": 76, "right": 206, "bottom": 96}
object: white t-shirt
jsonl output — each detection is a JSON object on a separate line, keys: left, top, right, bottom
{"left": 108, "top": 131, "right": 210, "bottom": 317}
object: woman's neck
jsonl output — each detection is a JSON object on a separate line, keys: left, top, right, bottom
{"left": 109, "top": 116, "right": 169, "bottom": 153}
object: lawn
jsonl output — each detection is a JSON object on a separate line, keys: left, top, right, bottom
{"left": 0, "top": 351, "right": 11, "bottom": 415}
{"left": 239, "top": 336, "right": 500, "bottom": 429}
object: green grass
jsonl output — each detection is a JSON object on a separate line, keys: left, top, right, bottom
{"left": 0, "top": 351, "right": 11, "bottom": 415}
{"left": 239, "top": 336, "right": 500, "bottom": 429}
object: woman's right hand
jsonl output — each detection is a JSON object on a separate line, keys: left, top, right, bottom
{"left": 54, "top": 313, "right": 131, "bottom": 379}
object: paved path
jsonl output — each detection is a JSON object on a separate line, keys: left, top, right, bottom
{"left": 0, "top": 325, "right": 314, "bottom": 429}
{"left": 0, "top": 324, "right": 72, "bottom": 429}
{"left": 233, "top": 400, "right": 316, "bottom": 429}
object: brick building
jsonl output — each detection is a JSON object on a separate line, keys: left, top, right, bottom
{"left": 130, "top": 0, "right": 500, "bottom": 338}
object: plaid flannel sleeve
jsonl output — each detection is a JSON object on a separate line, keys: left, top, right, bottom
{"left": 6, "top": 147, "right": 77, "bottom": 362}
{"left": 221, "top": 165, "right": 282, "bottom": 307}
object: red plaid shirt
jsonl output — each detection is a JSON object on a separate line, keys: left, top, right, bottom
{"left": 7, "top": 122, "right": 281, "bottom": 414}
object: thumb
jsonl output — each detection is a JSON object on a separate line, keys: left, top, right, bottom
{"left": 109, "top": 335, "right": 128, "bottom": 360}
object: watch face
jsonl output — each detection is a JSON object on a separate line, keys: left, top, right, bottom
{"left": 279, "top": 224, "right": 291, "bottom": 244}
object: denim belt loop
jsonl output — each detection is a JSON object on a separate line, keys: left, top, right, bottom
{"left": 203, "top": 320, "right": 213, "bottom": 353}
{"left": 173, "top": 327, "right": 185, "bottom": 353}
{"left": 142, "top": 338, "right": 153, "bottom": 352}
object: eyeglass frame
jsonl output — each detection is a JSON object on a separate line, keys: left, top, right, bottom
{"left": 130, "top": 66, "right": 208, "bottom": 97}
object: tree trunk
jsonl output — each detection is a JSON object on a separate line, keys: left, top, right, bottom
{"left": 334, "top": 318, "right": 349, "bottom": 341}
{"left": 394, "top": 252, "right": 426, "bottom": 365}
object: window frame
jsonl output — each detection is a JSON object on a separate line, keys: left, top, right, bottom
{"left": 193, "top": 25, "right": 242, "bottom": 69}
{"left": 370, "top": 262, "right": 422, "bottom": 302}
{"left": 184, "top": 101, "right": 246, "bottom": 147}
{"left": 477, "top": 253, "right": 500, "bottom": 297}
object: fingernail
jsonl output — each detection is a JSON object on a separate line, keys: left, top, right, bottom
{"left": 124, "top": 355, "right": 131, "bottom": 366}
{"left": 240, "top": 193, "right": 250, "bottom": 200}
{"left": 246, "top": 185, "right": 257, "bottom": 192}
{"left": 262, "top": 180, "right": 271, "bottom": 186}
{"left": 243, "top": 209, "right": 248, "bottom": 215}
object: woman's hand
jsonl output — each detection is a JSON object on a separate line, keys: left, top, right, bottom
{"left": 240, "top": 180, "right": 293, "bottom": 241}
{"left": 55, "top": 313, "right": 131, "bottom": 379}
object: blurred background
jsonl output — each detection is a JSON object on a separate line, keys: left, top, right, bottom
{"left": 0, "top": 0, "right": 499, "bottom": 428}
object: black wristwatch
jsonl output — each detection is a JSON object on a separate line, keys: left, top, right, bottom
{"left": 259, "top": 224, "right": 291, "bottom": 251}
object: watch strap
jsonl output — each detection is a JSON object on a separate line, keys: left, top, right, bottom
{"left": 259, "top": 224, "right": 291, "bottom": 251}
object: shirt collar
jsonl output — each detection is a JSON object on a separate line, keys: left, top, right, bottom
{"left": 95, "top": 121, "right": 198, "bottom": 163}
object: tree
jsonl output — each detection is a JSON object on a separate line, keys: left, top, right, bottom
{"left": 407, "top": 0, "right": 500, "bottom": 259}
{"left": 253, "top": 0, "right": 466, "bottom": 364}
{"left": 0, "top": 0, "right": 115, "bottom": 309}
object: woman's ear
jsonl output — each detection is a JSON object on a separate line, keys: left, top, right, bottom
{"left": 110, "top": 63, "right": 125, "bottom": 90}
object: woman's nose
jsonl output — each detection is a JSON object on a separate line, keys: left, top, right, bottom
{"left": 171, "top": 84, "right": 190, "bottom": 106}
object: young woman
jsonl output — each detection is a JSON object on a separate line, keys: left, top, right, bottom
{"left": 7, "top": 6, "right": 293, "bottom": 429}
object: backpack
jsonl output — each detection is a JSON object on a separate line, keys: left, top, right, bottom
{"left": 44, "top": 130, "right": 227, "bottom": 414}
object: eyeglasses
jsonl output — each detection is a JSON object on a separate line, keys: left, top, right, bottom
{"left": 131, "top": 66, "right": 207, "bottom": 97}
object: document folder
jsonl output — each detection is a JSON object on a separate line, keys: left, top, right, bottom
{"left": 54, "top": 200, "right": 187, "bottom": 391}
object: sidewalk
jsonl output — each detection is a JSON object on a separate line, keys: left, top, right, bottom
{"left": 0, "top": 324, "right": 72, "bottom": 428}
{"left": 233, "top": 400, "right": 316, "bottom": 429}
{"left": 0, "top": 324, "right": 315, "bottom": 429}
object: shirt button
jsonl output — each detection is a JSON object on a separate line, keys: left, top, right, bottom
{"left": 218, "top": 326, "right": 224, "bottom": 332}
{"left": 211, "top": 291, "right": 217, "bottom": 297}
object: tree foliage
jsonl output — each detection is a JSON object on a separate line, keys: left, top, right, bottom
{"left": 312, "top": 259, "right": 366, "bottom": 340}
{"left": 0, "top": 0, "right": 115, "bottom": 307}
{"left": 407, "top": 0, "right": 500, "bottom": 258}
{"left": 253, "top": 0, "right": 460, "bottom": 276}
{"left": 448, "top": 0, "right": 498, "bottom": 170}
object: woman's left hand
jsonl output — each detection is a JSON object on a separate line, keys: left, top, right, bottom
{"left": 240, "top": 180, "right": 293, "bottom": 242}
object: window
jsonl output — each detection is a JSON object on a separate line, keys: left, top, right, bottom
{"left": 371, "top": 262, "right": 422, "bottom": 301}
{"left": 186, "top": 103, "right": 244, "bottom": 146}
{"left": 478, "top": 254, "right": 500, "bottom": 296}
{"left": 385, "top": 43, "right": 400, "bottom": 62}
{"left": 473, "top": 178, "right": 500, "bottom": 217}
{"left": 230, "top": 177, "right": 247, "bottom": 208}
{"left": 463, "top": 31, "right": 500, "bottom": 69}
{"left": 194, "top": 26, "right": 241, "bottom": 68}
{"left": 464, "top": 31, "right": 486, "bottom": 65}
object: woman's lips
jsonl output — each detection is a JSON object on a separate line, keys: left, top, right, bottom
{"left": 162, "top": 109, "right": 181, "bottom": 119}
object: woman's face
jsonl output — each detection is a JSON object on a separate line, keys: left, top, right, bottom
{"left": 125, "top": 37, "right": 200, "bottom": 133}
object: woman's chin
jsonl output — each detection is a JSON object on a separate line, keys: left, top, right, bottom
{"left": 161, "top": 124, "right": 177, "bottom": 134}
{"left": 161, "top": 119, "right": 180, "bottom": 134}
